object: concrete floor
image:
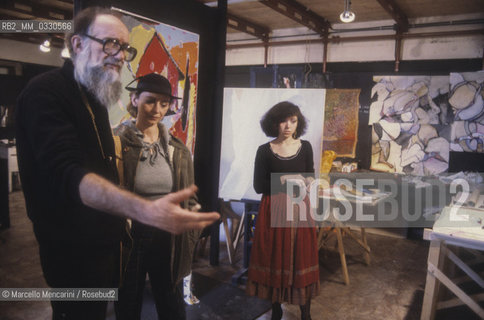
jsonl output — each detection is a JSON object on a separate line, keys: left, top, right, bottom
{"left": 194, "top": 227, "right": 429, "bottom": 320}
{"left": 0, "top": 190, "right": 471, "bottom": 320}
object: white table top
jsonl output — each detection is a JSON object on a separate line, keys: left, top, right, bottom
{"left": 430, "top": 206, "right": 484, "bottom": 251}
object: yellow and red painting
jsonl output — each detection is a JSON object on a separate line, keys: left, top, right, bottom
{"left": 111, "top": 13, "right": 199, "bottom": 153}
{"left": 322, "top": 89, "right": 360, "bottom": 158}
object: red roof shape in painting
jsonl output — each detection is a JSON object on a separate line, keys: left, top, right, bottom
{"left": 136, "top": 32, "right": 185, "bottom": 98}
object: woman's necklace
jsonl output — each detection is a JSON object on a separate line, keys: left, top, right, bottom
{"left": 143, "top": 134, "right": 158, "bottom": 145}
{"left": 271, "top": 138, "right": 301, "bottom": 158}
{"left": 139, "top": 125, "right": 159, "bottom": 145}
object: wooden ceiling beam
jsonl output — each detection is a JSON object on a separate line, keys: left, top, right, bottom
{"left": 226, "top": 29, "right": 484, "bottom": 49}
{"left": 0, "top": 33, "right": 65, "bottom": 48}
{"left": 55, "top": 0, "right": 75, "bottom": 5}
{"left": 259, "top": 0, "right": 330, "bottom": 36}
{"left": 0, "top": 11, "right": 34, "bottom": 20}
{"left": 375, "top": 0, "right": 409, "bottom": 32}
{"left": 2, "top": 0, "right": 73, "bottom": 20}
{"left": 227, "top": 12, "right": 270, "bottom": 42}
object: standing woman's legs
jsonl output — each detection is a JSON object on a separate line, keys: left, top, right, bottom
{"left": 149, "top": 230, "right": 186, "bottom": 320}
{"left": 271, "top": 302, "right": 283, "bottom": 320}
{"left": 300, "top": 299, "right": 312, "bottom": 320}
{"left": 115, "top": 229, "right": 150, "bottom": 320}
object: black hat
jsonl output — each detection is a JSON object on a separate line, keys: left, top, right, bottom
{"left": 125, "top": 73, "right": 181, "bottom": 100}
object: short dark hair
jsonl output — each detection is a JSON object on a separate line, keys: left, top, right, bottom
{"left": 126, "top": 91, "right": 175, "bottom": 118}
{"left": 65, "top": 6, "right": 121, "bottom": 58}
{"left": 126, "top": 93, "right": 138, "bottom": 118}
{"left": 260, "top": 101, "right": 308, "bottom": 138}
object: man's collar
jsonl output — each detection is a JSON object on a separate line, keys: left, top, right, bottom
{"left": 61, "top": 58, "right": 74, "bottom": 72}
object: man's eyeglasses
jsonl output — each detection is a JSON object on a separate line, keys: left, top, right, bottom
{"left": 82, "top": 34, "right": 137, "bottom": 62}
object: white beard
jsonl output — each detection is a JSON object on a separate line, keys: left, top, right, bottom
{"left": 73, "top": 44, "right": 123, "bottom": 108}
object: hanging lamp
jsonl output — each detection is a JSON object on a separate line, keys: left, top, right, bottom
{"left": 340, "top": 0, "right": 355, "bottom": 23}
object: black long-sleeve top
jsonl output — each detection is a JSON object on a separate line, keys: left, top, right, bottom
{"left": 15, "top": 59, "right": 125, "bottom": 245}
{"left": 253, "top": 140, "right": 315, "bottom": 195}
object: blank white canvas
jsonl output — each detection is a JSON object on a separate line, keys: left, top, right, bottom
{"left": 219, "top": 88, "right": 326, "bottom": 201}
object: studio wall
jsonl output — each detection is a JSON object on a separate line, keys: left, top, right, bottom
{"left": 224, "top": 59, "right": 484, "bottom": 173}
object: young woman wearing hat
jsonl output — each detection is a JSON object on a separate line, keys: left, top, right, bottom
{"left": 114, "top": 73, "right": 200, "bottom": 320}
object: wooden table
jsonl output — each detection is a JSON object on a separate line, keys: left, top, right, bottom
{"left": 421, "top": 206, "right": 484, "bottom": 319}
{"left": 317, "top": 225, "right": 370, "bottom": 285}
{"left": 316, "top": 186, "right": 390, "bottom": 285}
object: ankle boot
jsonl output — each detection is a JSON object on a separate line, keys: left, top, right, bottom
{"left": 300, "top": 300, "right": 311, "bottom": 320}
{"left": 271, "top": 302, "right": 282, "bottom": 320}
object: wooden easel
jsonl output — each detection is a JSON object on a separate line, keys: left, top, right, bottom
{"left": 316, "top": 151, "right": 372, "bottom": 285}
{"left": 317, "top": 224, "right": 371, "bottom": 285}
{"left": 197, "top": 200, "right": 246, "bottom": 265}
{"left": 219, "top": 200, "right": 245, "bottom": 265}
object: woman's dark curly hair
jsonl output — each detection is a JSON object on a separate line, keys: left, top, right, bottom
{"left": 260, "top": 101, "right": 307, "bottom": 138}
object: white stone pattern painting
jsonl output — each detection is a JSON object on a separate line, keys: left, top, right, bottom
{"left": 369, "top": 76, "right": 451, "bottom": 176}
{"left": 449, "top": 72, "right": 484, "bottom": 153}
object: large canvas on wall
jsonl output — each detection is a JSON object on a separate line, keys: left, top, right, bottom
{"left": 109, "top": 12, "right": 200, "bottom": 153}
{"left": 219, "top": 88, "right": 325, "bottom": 201}
{"left": 369, "top": 76, "right": 451, "bottom": 175}
{"left": 449, "top": 71, "right": 484, "bottom": 153}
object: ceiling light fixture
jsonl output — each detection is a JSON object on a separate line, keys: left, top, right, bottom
{"left": 340, "top": 0, "right": 355, "bottom": 23}
{"left": 39, "top": 39, "right": 51, "bottom": 53}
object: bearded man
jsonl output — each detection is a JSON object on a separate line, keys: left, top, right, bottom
{"left": 15, "top": 7, "right": 219, "bottom": 320}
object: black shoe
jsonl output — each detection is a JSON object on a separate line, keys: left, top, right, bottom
{"left": 271, "top": 302, "right": 282, "bottom": 320}
{"left": 300, "top": 301, "right": 311, "bottom": 320}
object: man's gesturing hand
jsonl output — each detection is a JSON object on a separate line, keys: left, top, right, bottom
{"left": 140, "top": 185, "right": 220, "bottom": 234}
{"left": 79, "top": 174, "right": 219, "bottom": 234}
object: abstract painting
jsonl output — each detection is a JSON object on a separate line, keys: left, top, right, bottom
{"left": 322, "top": 89, "right": 360, "bottom": 158}
{"left": 369, "top": 76, "right": 451, "bottom": 175}
{"left": 449, "top": 71, "right": 484, "bottom": 153}
{"left": 109, "top": 11, "right": 199, "bottom": 153}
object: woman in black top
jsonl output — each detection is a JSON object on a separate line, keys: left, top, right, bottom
{"left": 246, "top": 101, "right": 320, "bottom": 320}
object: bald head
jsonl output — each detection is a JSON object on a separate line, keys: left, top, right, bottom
{"left": 70, "top": 13, "right": 129, "bottom": 70}
{"left": 90, "top": 14, "right": 129, "bottom": 43}
{"left": 66, "top": 7, "right": 127, "bottom": 59}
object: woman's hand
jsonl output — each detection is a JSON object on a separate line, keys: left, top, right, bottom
{"left": 304, "top": 176, "right": 315, "bottom": 187}
{"left": 280, "top": 174, "right": 305, "bottom": 185}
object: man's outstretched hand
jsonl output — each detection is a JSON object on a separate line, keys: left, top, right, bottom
{"left": 80, "top": 174, "right": 220, "bottom": 234}
{"left": 139, "top": 185, "right": 220, "bottom": 234}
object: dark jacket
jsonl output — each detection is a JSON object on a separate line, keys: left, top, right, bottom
{"left": 115, "top": 121, "right": 200, "bottom": 285}
{"left": 15, "top": 59, "right": 125, "bottom": 246}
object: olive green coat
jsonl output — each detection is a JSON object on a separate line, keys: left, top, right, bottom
{"left": 115, "top": 121, "right": 200, "bottom": 285}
